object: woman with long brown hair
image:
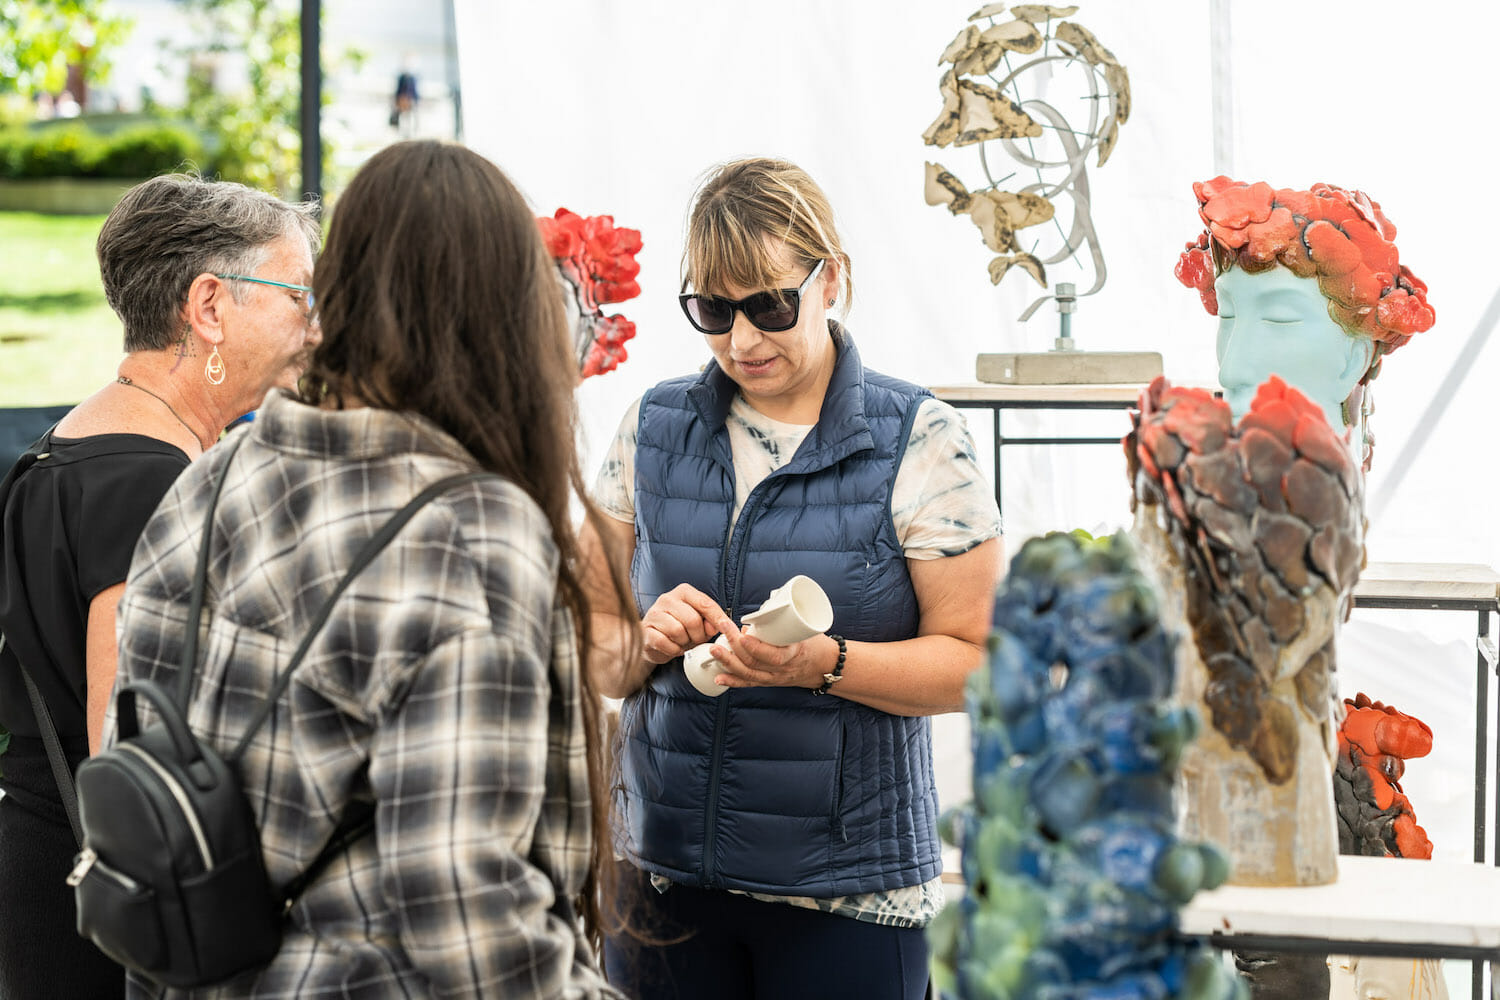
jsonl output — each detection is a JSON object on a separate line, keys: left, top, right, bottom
{"left": 111, "top": 141, "right": 632, "bottom": 998}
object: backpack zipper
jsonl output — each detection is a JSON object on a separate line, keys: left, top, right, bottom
{"left": 67, "top": 848, "right": 144, "bottom": 893}
{"left": 116, "top": 744, "right": 215, "bottom": 871}
{"left": 66, "top": 847, "right": 97, "bottom": 886}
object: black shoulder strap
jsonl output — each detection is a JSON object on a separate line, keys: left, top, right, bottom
{"left": 3, "top": 427, "right": 240, "bottom": 848}
{"left": 279, "top": 798, "right": 376, "bottom": 912}
{"left": 175, "top": 433, "right": 251, "bottom": 705}
{"left": 6, "top": 634, "right": 85, "bottom": 846}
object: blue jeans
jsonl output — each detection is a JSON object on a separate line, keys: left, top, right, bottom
{"left": 604, "top": 868, "right": 930, "bottom": 1000}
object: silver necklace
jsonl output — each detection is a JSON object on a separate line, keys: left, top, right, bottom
{"left": 116, "top": 376, "right": 200, "bottom": 446}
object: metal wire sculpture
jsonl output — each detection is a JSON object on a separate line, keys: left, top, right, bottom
{"left": 923, "top": 3, "right": 1130, "bottom": 321}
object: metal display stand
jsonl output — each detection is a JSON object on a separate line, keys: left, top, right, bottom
{"left": 928, "top": 381, "right": 1146, "bottom": 517}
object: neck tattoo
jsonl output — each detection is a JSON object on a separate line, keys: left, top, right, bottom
{"left": 116, "top": 376, "right": 200, "bottom": 448}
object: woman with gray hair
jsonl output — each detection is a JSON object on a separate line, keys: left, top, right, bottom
{"left": 0, "top": 173, "right": 320, "bottom": 996}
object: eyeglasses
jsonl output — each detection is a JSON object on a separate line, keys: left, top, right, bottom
{"left": 214, "top": 273, "right": 316, "bottom": 315}
{"left": 679, "top": 260, "right": 825, "bottom": 335}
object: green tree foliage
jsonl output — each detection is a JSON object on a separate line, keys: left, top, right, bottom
{"left": 0, "top": 0, "right": 133, "bottom": 102}
{"left": 169, "top": 0, "right": 308, "bottom": 197}
{"left": 169, "top": 0, "right": 359, "bottom": 200}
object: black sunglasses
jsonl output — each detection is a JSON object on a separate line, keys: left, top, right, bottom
{"left": 679, "top": 260, "right": 826, "bottom": 335}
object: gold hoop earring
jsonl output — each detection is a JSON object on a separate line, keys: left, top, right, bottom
{"left": 205, "top": 347, "right": 226, "bottom": 385}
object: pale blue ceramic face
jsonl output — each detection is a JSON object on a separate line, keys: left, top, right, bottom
{"left": 1214, "top": 266, "right": 1374, "bottom": 428}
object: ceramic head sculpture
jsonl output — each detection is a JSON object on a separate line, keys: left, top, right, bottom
{"left": 1175, "top": 177, "right": 1434, "bottom": 464}
{"left": 929, "top": 531, "right": 1245, "bottom": 1000}
{"left": 1126, "top": 375, "right": 1363, "bottom": 886}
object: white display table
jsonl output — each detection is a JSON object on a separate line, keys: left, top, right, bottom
{"left": 944, "top": 858, "right": 1499, "bottom": 997}
{"left": 1181, "top": 856, "right": 1500, "bottom": 961}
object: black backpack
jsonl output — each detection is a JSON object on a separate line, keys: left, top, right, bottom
{"left": 10, "top": 432, "right": 491, "bottom": 988}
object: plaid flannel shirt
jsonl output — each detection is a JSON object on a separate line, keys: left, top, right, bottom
{"left": 110, "top": 392, "right": 618, "bottom": 999}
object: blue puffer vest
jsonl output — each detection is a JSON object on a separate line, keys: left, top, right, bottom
{"left": 618, "top": 328, "right": 943, "bottom": 896}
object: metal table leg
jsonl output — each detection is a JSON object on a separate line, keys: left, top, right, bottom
{"left": 992, "top": 407, "right": 1003, "bottom": 518}
{"left": 1481, "top": 609, "right": 1492, "bottom": 866}
{"left": 1486, "top": 611, "right": 1498, "bottom": 1000}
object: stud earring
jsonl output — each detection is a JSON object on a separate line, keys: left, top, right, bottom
{"left": 826, "top": 298, "right": 836, "bottom": 307}
{"left": 205, "top": 346, "right": 226, "bottom": 385}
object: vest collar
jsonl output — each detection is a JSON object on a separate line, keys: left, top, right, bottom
{"left": 686, "top": 321, "right": 876, "bottom": 469}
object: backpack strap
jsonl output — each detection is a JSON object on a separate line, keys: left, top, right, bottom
{"left": 278, "top": 799, "right": 376, "bottom": 914}
{"left": 175, "top": 433, "right": 250, "bottom": 705}
{"left": 6, "top": 633, "right": 85, "bottom": 846}
{"left": 216, "top": 469, "right": 493, "bottom": 910}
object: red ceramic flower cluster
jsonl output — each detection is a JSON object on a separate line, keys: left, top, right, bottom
{"left": 1336, "top": 692, "right": 1433, "bottom": 859}
{"left": 1174, "top": 177, "right": 1434, "bottom": 351}
{"left": 536, "top": 208, "right": 643, "bottom": 379}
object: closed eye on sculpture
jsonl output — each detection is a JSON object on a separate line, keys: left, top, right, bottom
{"left": 1259, "top": 290, "right": 1310, "bottom": 325}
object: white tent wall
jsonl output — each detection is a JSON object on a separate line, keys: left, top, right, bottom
{"left": 454, "top": 0, "right": 1500, "bottom": 886}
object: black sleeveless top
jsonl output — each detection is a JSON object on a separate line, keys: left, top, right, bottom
{"left": 0, "top": 430, "right": 187, "bottom": 820}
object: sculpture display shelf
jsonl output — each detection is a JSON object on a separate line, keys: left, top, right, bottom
{"left": 1350, "top": 562, "right": 1500, "bottom": 875}
{"left": 930, "top": 531, "right": 1245, "bottom": 1000}
{"left": 1126, "top": 376, "right": 1364, "bottom": 888}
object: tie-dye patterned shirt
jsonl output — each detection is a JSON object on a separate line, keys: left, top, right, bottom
{"left": 594, "top": 391, "right": 1000, "bottom": 927}
{"left": 595, "top": 394, "right": 1000, "bottom": 560}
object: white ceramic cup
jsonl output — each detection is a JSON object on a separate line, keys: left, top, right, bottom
{"left": 681, "top": 575, "right": 833, "bottom": 698}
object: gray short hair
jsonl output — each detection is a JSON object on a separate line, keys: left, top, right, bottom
{"left": 97, "top": 174, "right": 322, "bottom": 352}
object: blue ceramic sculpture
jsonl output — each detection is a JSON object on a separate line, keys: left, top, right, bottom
{"left": 930, "top": 531, "right": 1246, "bottom": 1000}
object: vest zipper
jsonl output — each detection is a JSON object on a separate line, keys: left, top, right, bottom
{"left": 117, "top": 743, "right": 215, "bottom": 872}
{"left": 702, "top": 479, "right": 772, "bottom": 887}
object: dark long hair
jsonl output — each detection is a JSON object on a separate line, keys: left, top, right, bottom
{"left": 300, "top": 141, "right": 634, "bottom": 942}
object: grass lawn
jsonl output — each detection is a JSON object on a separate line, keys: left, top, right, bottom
{"left": 0, "top": 212, "right": 123, "bottom": 407}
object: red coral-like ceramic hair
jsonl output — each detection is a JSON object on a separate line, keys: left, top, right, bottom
{"left": 1174, "top": 177, "right": 1434, "bottom": 352}
{"left": 1336, "top": 692, "right": 1434, "bottom": 859}
{"left": 537, "top": 208, "right": 643, "bottom": 379}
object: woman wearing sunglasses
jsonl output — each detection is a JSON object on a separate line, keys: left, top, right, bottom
{"left": 583, "top": 157, "right": 1002, "bottom": 999}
